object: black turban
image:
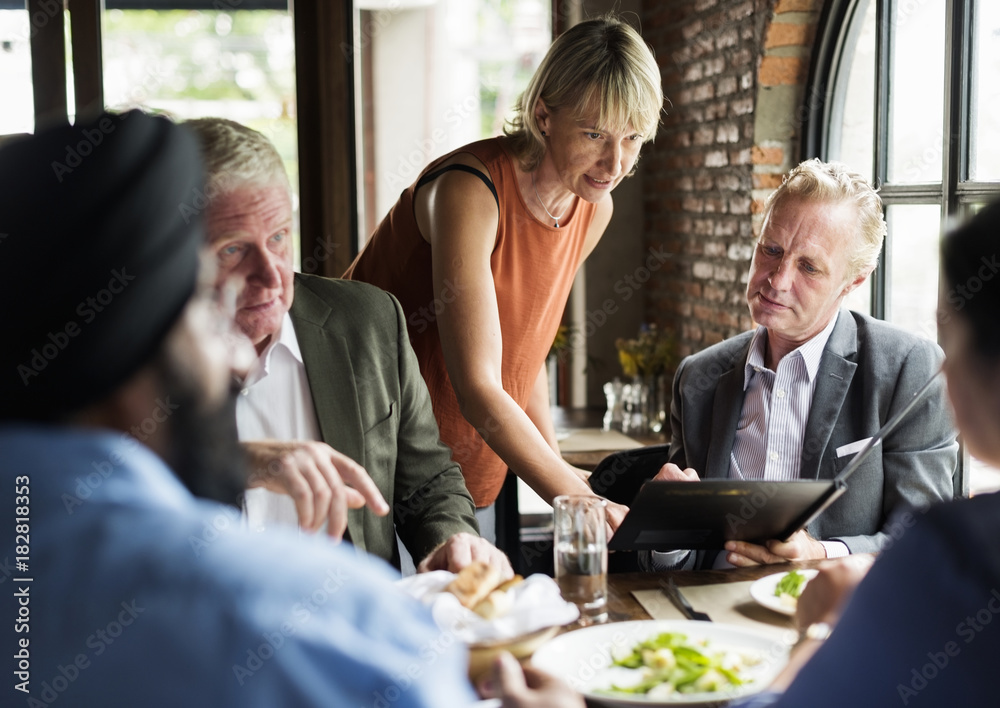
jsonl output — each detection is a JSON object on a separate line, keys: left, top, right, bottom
{"left": 0, "top": 110, "right": 204, "bottom": 421}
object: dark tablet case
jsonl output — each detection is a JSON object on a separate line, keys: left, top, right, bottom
{"left": 607, "top": 477, "right": 846, "bottom": 551}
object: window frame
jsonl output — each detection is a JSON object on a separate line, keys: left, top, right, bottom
{"left": 803, "top": 0, "right": 1000, "bottom": 498}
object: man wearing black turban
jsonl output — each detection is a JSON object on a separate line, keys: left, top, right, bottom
{"left": 0, "top": 111, "right": 577, "bottom": 707}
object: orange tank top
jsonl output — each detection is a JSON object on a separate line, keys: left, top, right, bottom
{"left": 344, "top": 137, "right": 595, "bottom": 506}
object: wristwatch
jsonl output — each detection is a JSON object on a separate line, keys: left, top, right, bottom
{"left": 797, "top": 621, "right": 833, "bottom": 646}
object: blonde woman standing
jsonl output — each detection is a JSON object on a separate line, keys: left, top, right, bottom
{"left": 345, "top": 15, "right": 663, "bottom": 536}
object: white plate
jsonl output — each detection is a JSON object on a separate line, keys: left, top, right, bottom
{"left": 749, "top": 569, "right": 819, "bottom": 617}
{"left": 530, "top": 619, "right": 789, "bottom": 707}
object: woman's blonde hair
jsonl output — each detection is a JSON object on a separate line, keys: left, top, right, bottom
{"left": 504, "top": 14, "right": 663, "bottom": 172}
{"left": 183, "top": 117, "right": 290, "bottom": 198}
{"left": 762, "top": 158, "right": 886, "bottom": 279}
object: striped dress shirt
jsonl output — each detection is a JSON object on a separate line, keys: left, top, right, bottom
{"left": 721, "top": 311, "right": 847, "bottom": 561}
{"left": 729, "top": 312, "right": 839, "bottom": 481}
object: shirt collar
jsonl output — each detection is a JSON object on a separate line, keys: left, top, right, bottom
{"left": 744, "top": 309, "right": 841, "bottom": 389}
{"left": 244, "top": 312, "right": 303, "bottom": 386}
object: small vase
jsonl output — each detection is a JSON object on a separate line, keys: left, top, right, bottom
{"left": 621, "top": 376, "right": 648, "bottom": 435}
{"left": 647, "top": 374, "right": 668, "bottom": 435}
{"left": 602, "top": 379, "right": 624, "bottom": 432}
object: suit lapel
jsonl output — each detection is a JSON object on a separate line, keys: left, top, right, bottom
{"left": 288, "top": 276, "right": 367, "bottom": 546}
{"left": 704, "top": 350, "right": 749, "bottom": 480}
{"left": 800, "top": 312, "right": 858, "bottom": 480}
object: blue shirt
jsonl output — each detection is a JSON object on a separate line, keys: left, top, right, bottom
{"left": 0, "top": 426, "right": 477, "bottom": 707}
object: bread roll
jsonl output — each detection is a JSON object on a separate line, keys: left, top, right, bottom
{"left": 444, "top": 562, "right": 503, "bottom": 609}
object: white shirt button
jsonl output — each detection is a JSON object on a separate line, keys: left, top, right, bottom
{"left": 241, "top": 388, "right": 249, "bottom": 396}
{"left": 770, "top": 452, "right": 779, "bottom": 461}
{"left": 776, "top": 389, "right": 786, "bottom": 398}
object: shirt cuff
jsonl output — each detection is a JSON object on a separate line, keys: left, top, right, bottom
{"left": 726, "top": 690, "right": 783, "bottom": 707}
{"left": 820, "top": 540, "right": 850, "bottom": 558}
{"left": 647, "top": 549, "right": 690, "bottom": 571}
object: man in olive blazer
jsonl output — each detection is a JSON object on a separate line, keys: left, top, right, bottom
{"left": 187, "top": 116, "right": 505, "bottom": 575}
{"left": 290, "top": 273, "right": 480, "bottom": 566}
{"left": 667, "top": 309, "right": 957, "bottom": 567}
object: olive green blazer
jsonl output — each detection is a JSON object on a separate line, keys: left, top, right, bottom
{"left": 289, "top": 273, "right": 478, "bottom": 567}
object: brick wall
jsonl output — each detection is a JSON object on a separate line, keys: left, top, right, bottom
{"left": 641, "top": 0, "right": 823, "bottom": 362}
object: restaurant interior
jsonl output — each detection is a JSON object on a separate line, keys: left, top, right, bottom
{"left": 4, "top": 0, "right": 1000, "bottom": 704}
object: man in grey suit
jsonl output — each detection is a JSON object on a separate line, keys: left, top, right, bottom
{"left": 648, "top": 159, "right": 957, "bottom": 570}
{"left": 186, "top": 117, "right": 509, "bottom": 575}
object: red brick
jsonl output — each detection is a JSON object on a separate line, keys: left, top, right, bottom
{"left": 752, "top": 145, "right": 784, "bottom": 165}
{"left": 730, "top": 148, "right": 752, "bottom": 165}
{"left": 683, "top": 197, "right": 704, "bottom": 213}
{"left": 693, "top": 126, "right": 715, "bottom": 146}
{"left": 704, "top": 285, "right": 726, "bottom": 302}
{"left": 717, "top": 76, "right": 738, "bottom": 96}
{"left": 759, "top": 56, "right": 809, "bottom": 86}
{"left": 704, "top": 101, "right": 729, "bottom": 121}
{"left": 765, "top": 22, "right": 816, "bottom": 49}
{"left": 775, "top": 0, "right": 821, "bottom": 12}
{"left": 693, "top": 305, "right": 715, "bottom": 321}
{"left": 703, "top": 330, "right": 725, "bottom": 346}
{"left": 753, "top": 172, "right": 785, "bottom": 189}
{"left": 705, "top": 197, "right": 725, "bottom": 214}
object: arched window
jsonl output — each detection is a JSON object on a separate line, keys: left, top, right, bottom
{"left": 807, "top": 0, "right": 1000, "bottom": 341}
{"left": 807, "top": 0, "right": 1000, "bottom": 496}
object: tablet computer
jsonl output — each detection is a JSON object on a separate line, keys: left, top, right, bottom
{"left": 607, "top": 478, "right": 845, "bottom": 551}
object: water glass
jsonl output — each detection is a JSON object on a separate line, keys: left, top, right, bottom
{"left": 553, "top": 495, "right": 608, "bottom": 625}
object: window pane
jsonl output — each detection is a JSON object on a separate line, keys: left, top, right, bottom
{"left": 356, "top": 0, "right": 551, "bottom": 242}
{"left": 886, "top": 203, "right": 942, "bottom": 341}
{"left": 971, "top": 0, "right": 1000, "bottom": 181}
{"left": 887, "top": 0, "right": 946, "bottom": 184}
{"left": 0, "top": 10, "right": 35, "bottom": 134}
{"left": 829, "top": 0, "right": 875, "bottom": 179}
{"left": 101, "top": 9, "right": 300, "bottom": 258}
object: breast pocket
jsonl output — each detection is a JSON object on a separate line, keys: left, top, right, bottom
{"left": 363, "top": 402, "right": 398, "bottom": 488}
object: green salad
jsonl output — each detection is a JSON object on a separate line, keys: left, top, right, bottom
{"left": 597, "top": 632, "right": 761, "bottom": 700}
{"left": 774, "top": 570, "right": 808, "bottom": 605}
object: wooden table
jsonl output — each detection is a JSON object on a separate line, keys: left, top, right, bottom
{"left": 605, "top": 560, "right": 829, "bottom": 623}
{"left": 552, "top": 406, "right": 664, "bottom": 471}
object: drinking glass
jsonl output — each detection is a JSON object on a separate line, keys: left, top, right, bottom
{"left": 553, "top": 495, "right": 608, "bottom": 625}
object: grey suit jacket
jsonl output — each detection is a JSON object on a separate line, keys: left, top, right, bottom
{"left": 669, "top": 310, "right": 957, "bottom": 560}
{"left": 289, "top": 273, "right": 478, "bottom": 568}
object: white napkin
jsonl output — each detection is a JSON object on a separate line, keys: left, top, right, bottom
{"left": 396, "top": 571, "right": 579, "bottom": 644}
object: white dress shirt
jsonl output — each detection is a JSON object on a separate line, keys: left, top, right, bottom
{"left": 236, "top": 312, "right": 322, "bottom": 532}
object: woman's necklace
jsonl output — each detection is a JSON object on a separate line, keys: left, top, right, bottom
{"left": 531, "top": 171, "right": 567, "bottom": 228}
